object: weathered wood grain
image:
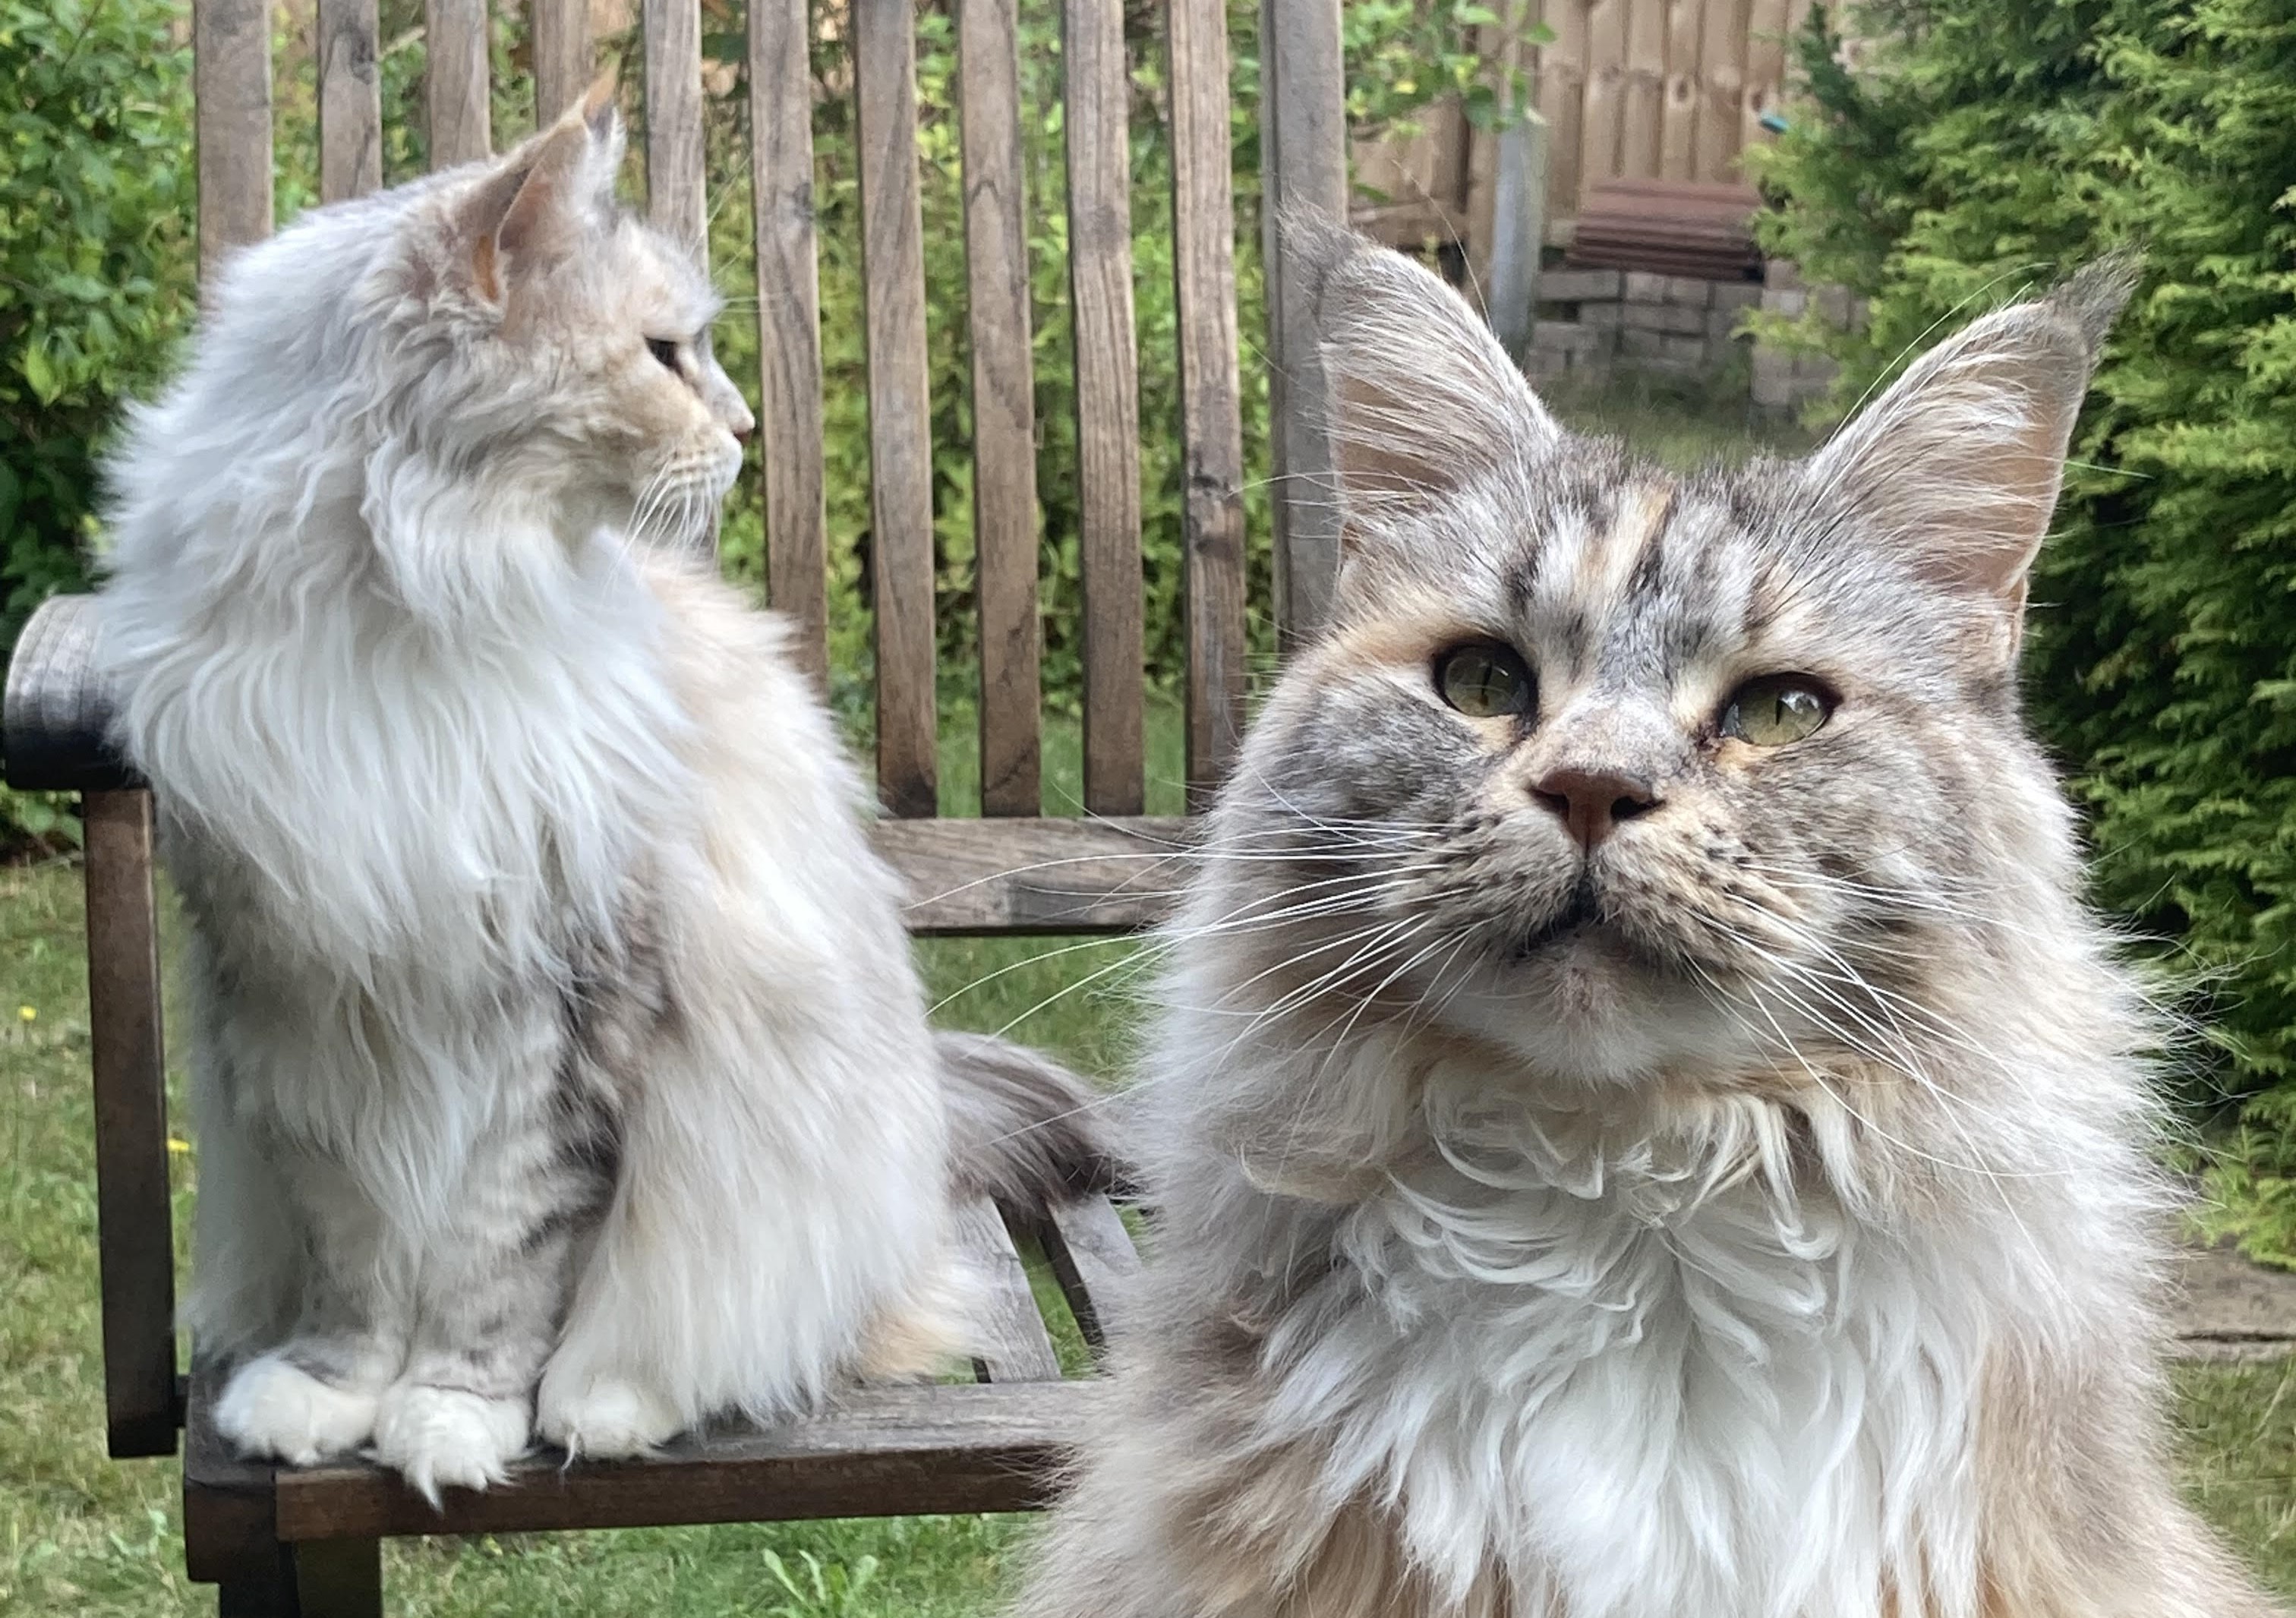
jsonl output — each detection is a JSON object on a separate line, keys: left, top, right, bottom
{"left": 957, "top": 0, "right": 1042, "bottom": 818}
{"left": 1036, "top": 1195, "right": 1142, "bottom": 1351}
{"left": 1742, "top": 0, "right": 1791, "bottom": 153}
{"left": 749, "top": 0, "right": 830, "bottom": 689}
{"left": 2, "top": 596, "right": 122, "bottom": 793}
{"left": 954, "top": 1200, "right": 1064, "bottom": 1382}
{"left": 425, "top": 0, "right": 491, "bottom": 168}
{"left": 84, "top": 792, "right": 178, "bottom": 1459}
{"left": 1695, "top": 0, "right": 1749, "bottom": 183}
{"left": 317, "top": 0, "right": 383, "bottom": 202}
{"left": 530, "top": 0, "right": 593, "bottom": 125}
{"left": 273, "top": 1381, "right": 1088, "bottom": 1538}
{"left": 194, "top": 0, "right": 274, "bottom": 280}
{"left": 1660, "top": 0, "right": 1704, "bottom": 180}
{"left": 852, "top": 0, "right": 939, "bottom": 818}
{"left": 872, "top": 815, "right": 1197, "bottom": 934}
{"left": 1166, "top": 0, "right": 1247, "bottom": 810}
{"left": 1620, "top": 0, "right": 1667, "bottom": 180}
{"left": 642, "top": 0, "right": 707, "bottom": 258}
{"left": 1535, "top": 0, "right": 1591, "bottom": 219}
{"left": 1579, "top": 0, "right": 1628, "bottom": 211}
{"left": 1061, "top": 0, "right": 1145, "bottom": 817}
{"left": 1258, "top": 0, "right": 1345, "bottom": 648}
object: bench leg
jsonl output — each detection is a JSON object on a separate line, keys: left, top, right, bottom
{"left": 216, "top": 1539, "right": 381, "bottom": 1618}
{"left": 294, "top": 1538, "right": 382, "bottom": 1618}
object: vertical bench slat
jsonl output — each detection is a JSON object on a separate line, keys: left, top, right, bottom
{"left": 425, "top": 0, "right": 492, "bottom": 168}
{"left": 642, "top": 0, "right": 707, "bottom": 258}
{"left": 317, "top": 0, "right": 383, "bottom": 203}
{"left": 1258, "top": 0, "right": 1345, "bottom": 648}
{"left": 853, "top": 0, "right": 939, "bottom": 818}
{"left": 749, "top": 0, "right": 831, "bottom": 687}
{"left": 1061, "top": 0, "right": 1144, "bottom": 818}
{"left": 84, "top": 792, "right": 178, "bottom": 1458}
{"left": 530, "top": 0, "right": 593, "bottom": 125}
{"left": 958, "top": 0, "right": 1042, "bottom": 818}
{"left": 1165, "top": 0, "right": 1247, "bottom": 810}
{"left": 194, "top": 0, "right": 273, "bottom": 282}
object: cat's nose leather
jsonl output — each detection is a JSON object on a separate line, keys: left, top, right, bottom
{"left": 1530, "top": 766, "right": 1659, "bottom": 851}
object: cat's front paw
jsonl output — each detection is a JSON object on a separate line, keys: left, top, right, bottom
{"left": 371, "top": 1383, "right": 531, "bottom": 1507}
{"left": 535, "top": 1367, "right": 684, "bottom": 1459}
{"left": 214, "top": 1353, "right": 380, "bottom": 1466}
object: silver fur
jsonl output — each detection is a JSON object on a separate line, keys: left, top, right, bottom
{"left": 98, "top": 91, "right": 1103, "bottom": 1504}
{"left": 1010, "top": 223, "right": 2279, "bottom": 1617}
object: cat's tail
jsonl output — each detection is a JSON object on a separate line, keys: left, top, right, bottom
{"left": 935, "top": 1031, "right": 1123, "bottom": 1212}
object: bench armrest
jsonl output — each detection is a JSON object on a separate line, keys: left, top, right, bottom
{"left": 4, "top": 595, "right": 135, "bottom": 791}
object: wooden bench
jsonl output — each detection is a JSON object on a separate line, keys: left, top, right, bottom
{"left": 2, "top": 0, "right": 1351, "bottom": 1610}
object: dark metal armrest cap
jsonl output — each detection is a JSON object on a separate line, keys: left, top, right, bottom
{"left": 3, "top": 595, "right": 136, "bottom": 792}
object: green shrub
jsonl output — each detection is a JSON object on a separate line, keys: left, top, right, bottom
{"left": 0, "top": 0, "right": 192, "bottom": 854}
{"left": 1752, "top": 0, "right": 2296, "bottom": 1262}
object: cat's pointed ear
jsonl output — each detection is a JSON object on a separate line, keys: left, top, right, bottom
{"left": 1286, "top": 207, "right": 1558, "bottom": 513}
{"left": 454, "top": 77, "right": 622, "bottom": 302}
{"left": 1805, "top": 259, "right": 2135, "bottom": 651}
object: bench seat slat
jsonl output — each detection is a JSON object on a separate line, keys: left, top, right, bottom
{"left": 1036, "top": 1195, "right": 1142, "bottom": 1351}
{"left": 186, "top": 1380, "right": 1092, "bottom": 1547}
{"left": 954, "top": 1199, "right": 1064, "bottom": 1382}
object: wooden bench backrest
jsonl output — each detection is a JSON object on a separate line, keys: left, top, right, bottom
{"left": 197, "top": 0, "right": 1342, "bottom": 820}
{"left": 84, "top": 0, "right": 1347, "bottom": 1459}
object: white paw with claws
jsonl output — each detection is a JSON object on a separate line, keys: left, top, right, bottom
{"left": 371, "top": 1383, "right": 531, "bottom": 1506}
{"left": 214, "top": 1353, "right": 380, "bottom": 1467}
{"left": 536, "top": 1368, "right": 684, "bottom": 1459}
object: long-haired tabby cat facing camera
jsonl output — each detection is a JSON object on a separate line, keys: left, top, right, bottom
{"left": 97, "top": 82, "right": 1107, "bottom": 1503}
{"left": 1011, "top": 219, "right": 2285, "bottom": 1617}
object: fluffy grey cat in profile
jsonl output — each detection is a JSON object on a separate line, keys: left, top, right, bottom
{"left": 97, "top": 86, "right": 1104, "bottom": 1503}
{"left": 1011, "top": 222, "right": 2285, "bottom": 1616}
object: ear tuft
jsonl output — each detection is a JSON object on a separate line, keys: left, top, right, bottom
{"left": 1281, "top": 204, "right": 1557, "bottom": 515}
{"left": 452, "top": 100, "right": 616, "bottom": 303}
{"left": 1804, "top": 257, "right": 2135, "bottom": 655}
{"left": 578, "top": 71, "right": 619, "bottom": 143}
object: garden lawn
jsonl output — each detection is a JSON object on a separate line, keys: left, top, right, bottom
{"left": 4, "top": 399, "right": 2290, "bottom": 1613}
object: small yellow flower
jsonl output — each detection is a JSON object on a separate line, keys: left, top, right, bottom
{"left": 167, "top": 1138, "right": 192, "bottom": 1154}
{"left": 16, "top": 1005, "right": 33, "bottom": 1023}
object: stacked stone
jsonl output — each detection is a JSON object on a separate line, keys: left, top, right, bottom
{"left": 1525, "top": 269, "right": 1763, "bottom": 386}
{"left": 1749, "top": 260, "right": 1864, "bottom": 411}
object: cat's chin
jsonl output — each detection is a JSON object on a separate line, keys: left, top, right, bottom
{"left": 1440, "top": 929, "right": 1760, "bottom": 1089}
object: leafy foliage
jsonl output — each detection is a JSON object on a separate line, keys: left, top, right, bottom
{"left": 0, "top": 0, "right": 192, "bottom": 853}
{"left": 1752, "top": 0, "right": 2296, "bottom": 1261}
{"left": 0, "top": 0, "right": 193, "bottom": 639}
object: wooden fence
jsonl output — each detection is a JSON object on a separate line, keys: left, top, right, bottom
{"left": 1353, "top": 0, "right": 1816, "bottom": 272}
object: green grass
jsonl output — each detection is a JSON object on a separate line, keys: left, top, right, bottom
{"left": 5, "top": 397, "right": 2291, "bottom": 1613}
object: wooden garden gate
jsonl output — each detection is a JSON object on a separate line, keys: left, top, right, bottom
{"left": 0, "top": 0, "right": 1348, "bottom": 1610}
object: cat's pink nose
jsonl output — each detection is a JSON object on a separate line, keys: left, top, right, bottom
{"left": 1531, "top": 766, "right": 1659, "bottom": 851}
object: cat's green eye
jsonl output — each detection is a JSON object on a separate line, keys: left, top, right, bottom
{"left": 1435, "top": 643, "right": 1535, "bottom": 720}
{"left": 647, "top": 337, "right": 680, "bottom": 371}
{"left": 1720, "top": 674, "right": 1834, "bottom": 746}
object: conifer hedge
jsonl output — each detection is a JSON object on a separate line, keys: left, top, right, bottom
{"left": 1753, "top": 0, "right": 2296, "bottom": 1261}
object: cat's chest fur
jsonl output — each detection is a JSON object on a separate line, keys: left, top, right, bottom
{"left": 160, "top": 542, "right": 692, "bottom": 998}
{"left": 1263, "top": 1162, "right": 1987, "bottom": 1618}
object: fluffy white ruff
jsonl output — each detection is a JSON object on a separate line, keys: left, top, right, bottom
{"left": 1254, "top": 1076, "right": 1994, "bottom": 1618}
